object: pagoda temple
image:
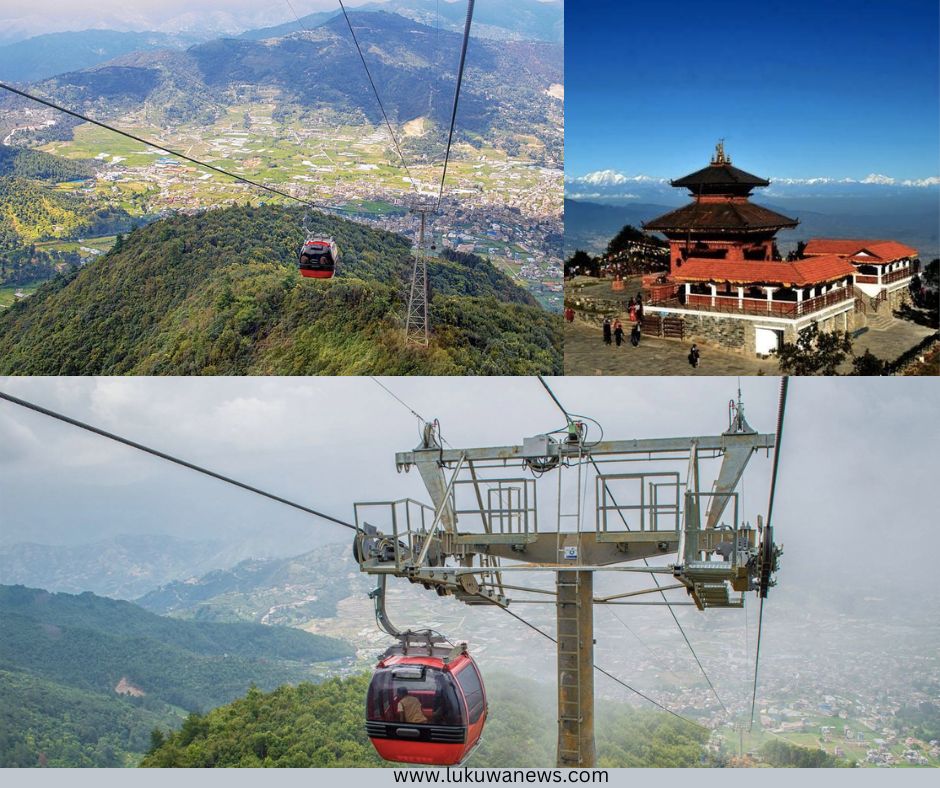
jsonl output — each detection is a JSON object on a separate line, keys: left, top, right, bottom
{"left": 633, "top": 143, "right": 917, "bottom": 355}
{"left": 644, "top": 140, "right": 799, "bottom": 272}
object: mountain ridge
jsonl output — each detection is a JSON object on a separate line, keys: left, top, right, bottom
{"left": 0, "top": 204, "right": 562, "bottom": 374}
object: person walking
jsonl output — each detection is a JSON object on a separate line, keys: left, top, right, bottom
{"left": 630, "top": 321, "right": 641, "bottom": 347}
{"left": 564, "top": 306, "right": 575, "bottom": 323}
{"left": 602, "top": 317, "right": 612, "bottom": 345}
{"left": 613, "top": 319, "right": 624, "bottom": 347}
{"left": 688, "top": 343, "right": 700, "bottom": 368}
{"left": 628, "top": 297, "right": 637, "bottom": 323}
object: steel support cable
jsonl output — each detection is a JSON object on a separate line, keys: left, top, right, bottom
{"left": 496, "top": 604, "right": 706, "bottom": 732}
{"left": 0, "top": 391, "right": 355, "bottom": 531}
{"left": 368, "top": 377, "right": 453, "bottom": 449}
{"left": 603, "top": 604, "right": 683, "bottom": 683}
{"left": 0, "top": 82, "right": 340, "bottom": 214}
{"left": 534, "top": 374, "right": 730, "bottom": 714}
{"left": 595, "top": 468, "right": 729, "bottom": 715}
{"left": 436, "top": 0, "right": 474, "bottom": 210}
{"left": 335, "top": 0, "right": 418, "bottom": 194}
{"left": 749, "top": 375, "right": 789, "bottom": 731}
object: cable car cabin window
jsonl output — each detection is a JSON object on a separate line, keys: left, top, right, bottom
{"left": 455, "top": 663, "right": 485, "bottom": 724}
{"left": 367, "top": 667, "right": 464, "bottom": 727}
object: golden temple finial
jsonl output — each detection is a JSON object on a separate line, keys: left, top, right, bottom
{"left": 711, "top": 139, "right": 730, "bottom": 165}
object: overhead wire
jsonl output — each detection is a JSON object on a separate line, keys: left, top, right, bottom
{"left": 496, "top": 604, "right": 706, "bottom": 732}
{"left": 0, "top": 82, "right": 340, "bottom": 215}
{"left": 368, "top": 377, "right": 452, "bottom": 448}
{"left": 535, "top": 374, "right": 730, "bottom": 715}
{"left": 333, "top": 0, "right": 419, "bottom": 194}
{"left": 602, "top": 605, "right": 683, "bottom": 683}
{"left": 0, "top": 391, "right": 355, "bottom": 531}
{"left": 749, "top": 375, "right": 789, "bottom": 731}
{"left": 436, "top": 0, "right": 474, "bottom": 210}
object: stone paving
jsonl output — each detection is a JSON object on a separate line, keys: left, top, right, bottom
{"left": 563, "top": 320, "right": 777, "bottom": 376}
{"left": 847, "top": 318, "right": 936, "bottom": 369}
{"left": 563, "top": 316, "right": 938, "bottom": 377}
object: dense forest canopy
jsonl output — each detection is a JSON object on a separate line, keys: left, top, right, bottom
{"left": 0, "top": 204, "right": 561, "bottom": 374}
{"left": 0, "top": 585, "right": 355, "bottom": 768}
{"left": 0, "top": 585, "right": 352, "bottom": 729}
{"left": 0, "top": 146, "right": 95, "bottom": 181}
{"left": 0, "top": 146, "right": 138, "bottom": 289}
{"left": 141, "top": 672, "right": 712, "bottom": 768}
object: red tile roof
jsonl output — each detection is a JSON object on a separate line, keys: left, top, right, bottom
{"left": 803, "top": 238, "right": 918, "bottom": 262}
{"left": 673, "top": 255, "right": 855, "bottom": 287}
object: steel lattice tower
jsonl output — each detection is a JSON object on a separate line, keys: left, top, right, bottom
{"left": 404, "top": 208, "right": 431, "bottom": 347}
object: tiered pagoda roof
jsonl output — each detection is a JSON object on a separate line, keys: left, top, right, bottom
{"left": 671, "top": 162, "right": 769, "bottom": 195}
{"left": 643, "top": 142, "right": 798, "bottom": 234}
{"left": 643, "top": 200, "right": 798, "bottom": 234}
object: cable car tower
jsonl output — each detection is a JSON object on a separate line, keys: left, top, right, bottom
{"left": 354, "top": 387, "right": 784, "bottom": 768}
{"left": 404, "top": 199, "right": 436, "bottom": 347}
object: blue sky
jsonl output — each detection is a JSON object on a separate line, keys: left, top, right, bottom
{"left": 565, "top": 0, "right": 940, "bottom": 181}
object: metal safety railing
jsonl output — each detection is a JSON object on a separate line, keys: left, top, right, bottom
{"left": 595, "top": 472, "right": 681, "bottom": 534}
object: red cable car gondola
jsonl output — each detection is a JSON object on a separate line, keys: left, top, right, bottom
{"left": 366, "top": 637, "right": 487, "bottom": 766}
{"left": 298, "top": 236, "right": 339, "bottom": 279}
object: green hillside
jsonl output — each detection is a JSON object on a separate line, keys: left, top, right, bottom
{"left": 0, "top": 146, "right": 138, "bottom": 288}
{"left": 0, "top": 204, "right": 561, "bottom": 374}
{"left": 0, "top": 668, "right": 182, "bottom": 767}
{"left": 141, "top": 672, "right": 711, "bottom": 768}
{"left": 0, "top": 586, "right": 352, "bottom": 709}
{"left": 0, "top": 585, "right": 354, "bottom": 768}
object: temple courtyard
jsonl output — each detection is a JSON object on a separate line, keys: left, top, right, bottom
{"left": 563, "top": 314, "right": 937, "bottom": 376}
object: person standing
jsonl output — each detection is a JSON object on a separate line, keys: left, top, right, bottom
{"left": 630, "top": 321, "right": 641, "bottom": 347}
{"left": 688, "top": 343, "right": 700, "bottom": 368}
{"left": 602, "top": 317, "right": 612, "bottom": 345}
{"left": 613, "top": 319, "right": 624, "bottom": 347}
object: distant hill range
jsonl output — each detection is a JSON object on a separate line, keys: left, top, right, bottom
{"left": 0, "top": 1, "right": 561, "bottom": 69}
{"left": 565, "top": 185, "right": 940, "bottom": 259}
{"left": 0, "top": 535, "right": 239, "bottom": 600}
{"left": 137, "top": 542, "right": 370, "bottom": 625}
{"left": 2, "top": 10, "right": 562, "bottom": 149}
{"left": 0, "top": 584, "right": 353, "bottom": 767}
{"left": 241, "top": 0, "right": 563, "bottom": 44}
{"left": 0, "top": 203, "right": 562, "bottom": 374}
{"left": 0, "top": 30, "right": 209, "bottom": 83}
{"left": 564, "top": 199, "right": 674, "bottom": 259}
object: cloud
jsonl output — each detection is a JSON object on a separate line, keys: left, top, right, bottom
{"left": 901, "top": 176, "right": 940, "bottom": 187}
{"left": 1, "top": 374, "right": 937, "bottom": 612}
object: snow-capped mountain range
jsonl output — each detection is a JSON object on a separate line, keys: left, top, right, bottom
{"left": 566, "top": 169, "right": 940, "bottom": 204}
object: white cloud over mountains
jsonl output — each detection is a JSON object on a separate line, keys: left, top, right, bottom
{"left": 566, "top": 170, "right": 666, "bottom": 187}
{"left": 566, "top": 168, "right": 940, "bottom": 191}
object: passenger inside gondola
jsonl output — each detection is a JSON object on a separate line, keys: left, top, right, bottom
{"left": 396, "top": 689, "right": 428, "bottom": 723}
{"left": 368, "top": 666, "right": 463, "bottom": 727}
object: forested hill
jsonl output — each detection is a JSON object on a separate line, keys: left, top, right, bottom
{"left": 0, "top": 584, "right": 353, "bottom": 767}
{"left": 141, "top": 672, "right": 711, "bottom": 768}
{"left": 0, "top": 205, "right": 562, "bottom": 374}
{"left": 0, "top": 146, "right": 137, "bottom": 269}
{"left": 0, "top": 585, "right": 352, "bottom": 700}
